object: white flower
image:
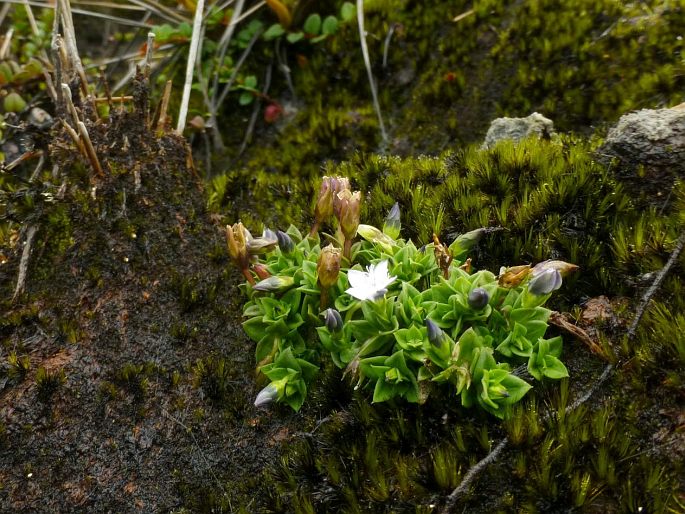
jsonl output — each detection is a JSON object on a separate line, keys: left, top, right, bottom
{"left": 345, "top": 260, "right": 397, "bottom": 301}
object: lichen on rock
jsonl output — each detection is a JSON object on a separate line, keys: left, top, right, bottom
{"left": 482, "top": 112, "right": 555, "bottom": 148}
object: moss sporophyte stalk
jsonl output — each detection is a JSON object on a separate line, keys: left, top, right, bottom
{"left": 234, "top": 176, "right": 577, "bottom": 418}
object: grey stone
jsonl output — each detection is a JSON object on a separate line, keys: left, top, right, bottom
{"left": 482, "top": 112, "right": 555, "bottom": 148}
{"left": 600, "top": 104, "right": 685, "bottom": 176}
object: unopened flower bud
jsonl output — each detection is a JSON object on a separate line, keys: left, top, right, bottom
{"left": 322, "top": 308, "right": 343, "bottom": 332}
{"left": 317, "top": 244, "right": 341, "bottom": 288}
{"left": 276, "top": 230, "right": 295, "bottom": 254}
{"left": 498, "top": 264, "right": 532, "bottom": 288}
{"left": 226, "top": 222, "right": 250, "bottom": 268}
{"left": 247, "top": 228, "right": 278, "bottom": 255}
{"left": 467, "top": 287, "right": 490, "bottom": 310}
{"left": 314, "top": 176, "right": 350, "bottom": 225}
{"left": 227, "top": 222, "right": 256, "bottom": 284}
{"left": 425, "top": 319, "right": 445, "bottom": 347}
{"left": 254, "top": 384, "right": 279, "bottom": 408}
{"left": 532, "top": 259, "right": 579, "bottom": 278}
{"left": 448, "top": 228, "right": 487, "bottom": 259}
{"left": 315, "top": 181, "right": 333, "bottom": 220}
{"left": 357, "top": 224, "right": 395, "bottom": 252}
{"left": 253, "top": 275, "right": 295, "bottom": 293}
{"left": 336, "top": 189, "right": 362, "bottom": 241}
{"left": 528, "top": 269, "right": 562, "bottom": 295}
{"left": 253, "top": 263, "right": 271, "bottom": 280}
{"left": 383, "top": 202, "right": 401, "bottom": 240}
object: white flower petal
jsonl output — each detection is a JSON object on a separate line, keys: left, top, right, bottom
{"left": 347, "top": 269, "right": 367, "bottom": 289}
{"left": 344, "top": 260, "right": 397, "bottom": 301}
{"left": 345, "top": 286, "right": 375, "bottom": 301}
{"left": 373, "top": 260, "right": 389, "bottom": 278}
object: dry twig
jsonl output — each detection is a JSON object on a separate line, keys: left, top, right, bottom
{"left": 452, "top": 9, "right": 474, "bottom": 23}
{"left": 549, "top": 311, "right": 607, "bottom": 358}
{"left": 143, "top": 31, "right": 155, "bottom": 77}
{"left": 357, "top": 0, "right": 388, "bottom": 144}
{"left": 77, "top": 121, "right": 105, "bottom": 177}
{"left": 13, "top": 226, "right": 39, "bottom": 301}
{"left": 627, "top": 230, "right": 685, "bottom": 340}
{"left": 155, "top": 80, "right": 173, "bottom": 133}
{"left": 239, "top": 62, "right": 273, "bottom": 156}
{"left": 58, "top": 0, "right": 89, "bottom": 93}
{"left": 0, "top": 28, "right": 14, "bottom": 60}
{"left": 176, "top": 0, "right": 205, "bottom": 135}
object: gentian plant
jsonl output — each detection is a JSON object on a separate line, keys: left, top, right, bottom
{"left": 230, "top": 176, "right": 578, "bottom": 418}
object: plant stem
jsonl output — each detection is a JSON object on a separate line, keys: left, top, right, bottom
{"left": 343, "top": 238, "right": 352, "bottom": 261}
{"left": 320, "top": 287, "right": 330, "bottom": 311}
{"left": 241, "top": 268, "right": 255, "bottom": 285}
{"left": 308, "top": 222, "right": 320, "bottom": 238}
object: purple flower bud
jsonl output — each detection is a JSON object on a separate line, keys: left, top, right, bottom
{"left": 246, "top": 228, "right": 278, "bottom": 255}
{"left": 322, "top": 308, "right": 343, "bottom": 332}
{"left": 383, "top": 202, "right": 401, "bottom": 239}
{"left": 276, "top": 230, "right": 295, "bottom": 254}
{"left": 425, "top": 319, "right": 444, "bottom": 347}
{"left": 532, "top": 259, "right": 579, "bottom": 277}
{"left": 254, "top": 384, "right": 278, "bottom": 408}
{"left": 253, "top": 275, "right": 295, "bottom": 293}
{"left": 467, "top": 287, "right": 490, "bottom": 310}
{"left": 528, "top": 269, "right": 563, "bottom": 295}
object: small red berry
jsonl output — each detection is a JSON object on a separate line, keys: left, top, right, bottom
{"left": 264, "top": 103, "right": 283, "bottom": 124}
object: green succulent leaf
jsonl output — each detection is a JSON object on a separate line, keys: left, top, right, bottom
{"left": 286, "top": 31, "right": 305, "bottom": 43}
{"left": 340, "top": 2, "right": 356, "bottom": 22}
{"left": 238, "top": 91, "right": 254, "bottom": 105}
{"left": 393, "top": 325, "right": 427, "bottom": 362}
{"left": 236, "top": 184, "right": 573, "bottom": 414}
{"left": 303, "top": 14, "right": 322, "bottom": 34}
{"left": 263, "top": 23, "right": 286, "bottom": 40}
{"left": 528, "top": 337, "right": 569, "bottom": 380}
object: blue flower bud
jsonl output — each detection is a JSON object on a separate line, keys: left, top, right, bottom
{"left": 528, "top": 269, "right": 562, "bottom": 295}
{"left": 253, "top": 275, "right": 295, "bottom": 292}
{"left": 322, "top": 308, "right": 343, "bottom": 332}
{"left": 276, "top": 230, "right": 295, "bottom": 254}
{"left": 467, "top": 287, "right": 490, "bottom": 310}
{"left": 383, "top": 202, "right": 401, "bottom": 239}
{"left": 246, "top": 228, "right": 278, "bottom": 254}
{"left": 425, "top": 319, "right": 444, "bottom": 347}
{"left": 254, "top": 384, "right": 279, "bottom": 408}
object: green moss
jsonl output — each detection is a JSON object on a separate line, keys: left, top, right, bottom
{"left": 169, "top": 272, "right": 219, "bottom": 312}
{"left": 115, "top": 362, "right": 161, "bottom": 399}
{"left": 192, "top": 355, "right": 246, "bottom": 412}
{"left": 245, "top": 137, "right": 684, "bottom": 512}
{"left": 208, "top": 0, "right": 685, "bottom": 195}
{"left": 5, "top": 352, "right": 30, "bottom": 383}
{"left": 35, "top": 366, "right": 66, "bottom": 403}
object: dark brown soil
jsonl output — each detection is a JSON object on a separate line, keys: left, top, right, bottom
{"left": 0, "top": 76, "right": 297, "bottom": 512}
